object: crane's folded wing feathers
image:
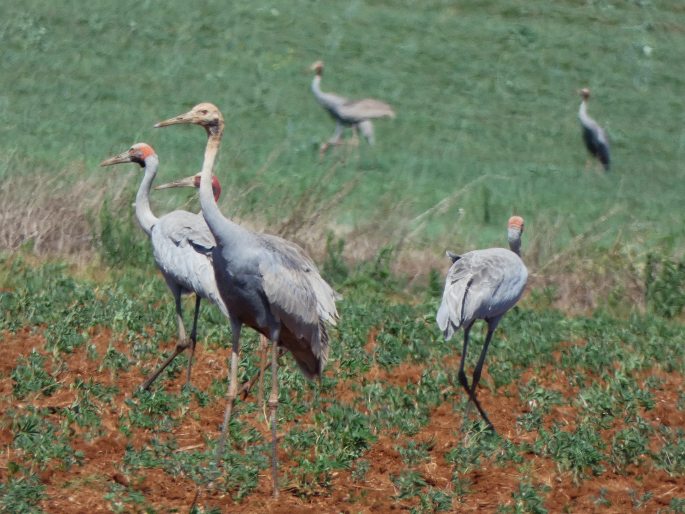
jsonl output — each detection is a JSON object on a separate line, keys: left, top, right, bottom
{"left": 166, "top": 211, "right": 216, "bottom": 253}
{"left": 257, "top": 234, "right": 340, "bottom": 376}
{"left": 338, "top": 98, "right": 396, "bottom": 121}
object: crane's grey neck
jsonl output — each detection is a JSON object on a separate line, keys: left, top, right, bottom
{"left": 578, "top": 99, "right": 591, "bottom": 125}
{"left": 311, "top": 75, "right": 323, "bottom": 97}
{"left": 135, "top": 154, "right": 159, "bottom": 237}
{"left": 507, "top": 228, "right": 522, "bottom": 257}
{"left": 198, "top": 131, "right": 245, "bottom": 240}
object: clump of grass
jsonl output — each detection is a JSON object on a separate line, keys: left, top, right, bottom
{"left": 11, "top": 350, "right": 58, "bottom": 399}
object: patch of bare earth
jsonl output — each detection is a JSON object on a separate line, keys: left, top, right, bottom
{"left": 1, "top": 329, "right": 685, "bottom": 512}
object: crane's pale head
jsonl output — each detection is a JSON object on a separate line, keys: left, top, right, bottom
{"left": 507, "top": 216, "right": 524, "bottom": 256}
{"left": 310, "top": 60, "right": 324, "bottom": 75}
{"left": 579, "top": 88, "right": 591, "bottom": 100}
{"left": 155, "top": 173, "right": 222, "bottom": 202}
{"left": 100, "top": 143, "right": 156, "bottom": 168}
{"left": 155, "top": 102, "right": 224, "bottom": 135}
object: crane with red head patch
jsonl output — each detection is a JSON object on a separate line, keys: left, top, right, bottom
{"left": 436, "top": 216, "right": 528, "bottom": 431}
{"left": 155, "top": 102, "right": 340, "bottom": 499}
{"left": 578, "top": 88, "right": 611, "bottom": 171}
{"left": 310, "top": 60, "right": 395, "bottom": 157}
{"left": 100, "top": 142, "right": 229, "bottom": 391}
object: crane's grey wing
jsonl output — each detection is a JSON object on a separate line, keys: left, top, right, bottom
{"left": 166, "top": 211, "right": 216, "bottom": 253}
{"left": 436, "top": 251, "right": 510, "bottom": 338}
{"left": 152, "top": 212, "right": 227, "bottom": 316}
{"left": 257, "top": 234, "right": 340, "bottom": 373}
{"left": 338, "top": 98, "right": 396, "bottom": 121}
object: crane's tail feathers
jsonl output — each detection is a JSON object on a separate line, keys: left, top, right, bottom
{"left": 284, "top": 320, "right": 329, "bottom": 379}
{"left": 436, "top": 300, "right": 458, "bottom": 340}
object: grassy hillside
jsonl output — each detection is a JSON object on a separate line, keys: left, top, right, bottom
{"left": 1, "top": 0, "right": 684, "bottom": 258}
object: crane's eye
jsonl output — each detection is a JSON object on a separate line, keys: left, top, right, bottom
{"left": 199, "top": 109, "right": 208, "bottom": 115}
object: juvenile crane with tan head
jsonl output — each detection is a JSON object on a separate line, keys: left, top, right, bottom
{"left": 100, "top": 143, "right": 226, "bottom": 391}
{"left": 155, "top": 103, "right": 340, "bottom": 498}
{"left": 578, "top": 88, "right": 611, "bottom": 171}
{"left": 310, "top": 60, "right": 396, "bottom": 156}
{"left": 436, "top": 216, "right": 528, "bottom": 430}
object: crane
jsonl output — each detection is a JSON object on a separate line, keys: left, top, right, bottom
{"left": 310, "top": 60, "right": 395, "bottom": 156}
{"left": 436, "top": 216, "right": 528, "bottom": 430}
{"left": 155, "top": 103, "right": 340, "bottom": 498}
{"left": 154, "top": 174, "right": 281, "bottom": 405}
{"left": 578, "top": 88, "right": 610, "bottom": 171}
{"left": 100, "top": 143, "right": 227, "bottom": 391}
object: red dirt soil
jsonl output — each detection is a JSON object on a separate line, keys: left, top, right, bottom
{"left": 1, "top": 327, "right": 684, "bottom": 513}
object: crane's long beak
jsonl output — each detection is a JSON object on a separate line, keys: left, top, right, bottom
{"left": 154, "top": 175, "right": 197, "bottom": 190}
{"left": 99, "top": 151, "right": 132, "bottom": 167}
{"left": 154, "top": 109, "right": 196, "bottom": 128}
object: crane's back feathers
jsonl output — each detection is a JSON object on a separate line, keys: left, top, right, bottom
{"left": 437, "top": 248, "right": 527, "bottom": 340}
{"left": 338, "top": 98, "right": 396, "bottom": 122}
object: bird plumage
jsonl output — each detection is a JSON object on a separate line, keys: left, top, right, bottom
{"left": 310, "top": 60, "right": 395, "bottom": 154}
{"left": 100, "top": 143, "right": 228, "bottom": 390}
{"left": 436, "top": 216, "right": 528, "bottom": 429}
{"left": 578, "top": 88, "right": 610, "bottom": 171}
{"left": 155, "top": 103, "right": 340, "bottom": 497}
{"left": 436, "top": 248, "right": 527, "bottom": 340}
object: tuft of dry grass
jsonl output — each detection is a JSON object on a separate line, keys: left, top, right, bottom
{"left": 0, "top": 164, "right": 129, "bottom": 263}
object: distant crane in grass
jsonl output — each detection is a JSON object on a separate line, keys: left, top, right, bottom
{"left": 436, "top": 216, "right": 528, "bottom": 430}
{"left": 310, "top": 60, "right": 395, "bottom": 157}
{"left": 578, "top": 88, "right": 610, "bottom": 171}
{"left": 100, "top": 144, "right": 229, "bottom": 391}
{"left": 155, "top": 102, "right": 340, "bottom": 498}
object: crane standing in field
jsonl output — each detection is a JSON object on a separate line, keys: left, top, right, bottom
{"left": 436, "top": 216, "right": 528, "bottom": 430}
{"left": 310, "top": 60, "right": 395, "bottom": 157}
{"left": 578, "top": 88, "right": 611, "bottom": 171}
{"left": 155, "top": 103, "right": 340, "bottom": 498}
{"left": 100, "top": 144, "right": 228, "bottom": 391}
{"left": 154, "top": 174, "right": 282, "bottom": 405}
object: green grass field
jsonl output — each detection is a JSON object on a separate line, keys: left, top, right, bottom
{"left": 2, "top": 0, "right": 684, "bottom": 252}
{"left": 1, "top": 0, "right": 685, "bottom": 511}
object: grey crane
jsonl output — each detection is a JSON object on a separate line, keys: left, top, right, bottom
{"left": 154, "top": 173, "right": 281, "bottom": 405}
{"left": 310, "top": 60, "right": 395, "bottom": 156}
{"left": 578, "top": 88, "right": 610, "bottom": 171}
{"left": 100, "top": 143, "right": 227, "bottom": 391}
{"left": 436, "top": 216, "right": 528, "bottom": 430}
{"left": 155, "top": 103, "right": 340, "bottom": 498}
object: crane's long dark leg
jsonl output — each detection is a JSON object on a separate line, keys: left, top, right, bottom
{"left": 457, "top": 323, "right": 473, "bottom": 397}
{"left": 268, "top": 330, "right": 280, "bottom": 498}
{"left": 139, "top": 291, "right": 190, "bottom": 391}
{"left": 216, "top": 318, "right": 242, "bottom": 460}
{"left": 457, "top": 323, "right": 475, "bottom": 427}
{"left": 467, "top": 324, "right": 497, "bottom": 430}
{"left": 185, "top": 295, "right": 202, "bottom": 387}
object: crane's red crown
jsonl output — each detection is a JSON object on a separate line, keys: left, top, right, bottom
{"left": 191, "top": 174, "right": 222, "bottom": 202}
{"left": 100, "top": 142, "right": 156, "bottom": 168}
{"left": 131, "top": 143, "right": 156, "bottom": 160}
{"left": 310, "top": 60, "right": 324, "bottom": 75}
{"left": 508, "top": 216, "right": 524, "bottom": 231}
